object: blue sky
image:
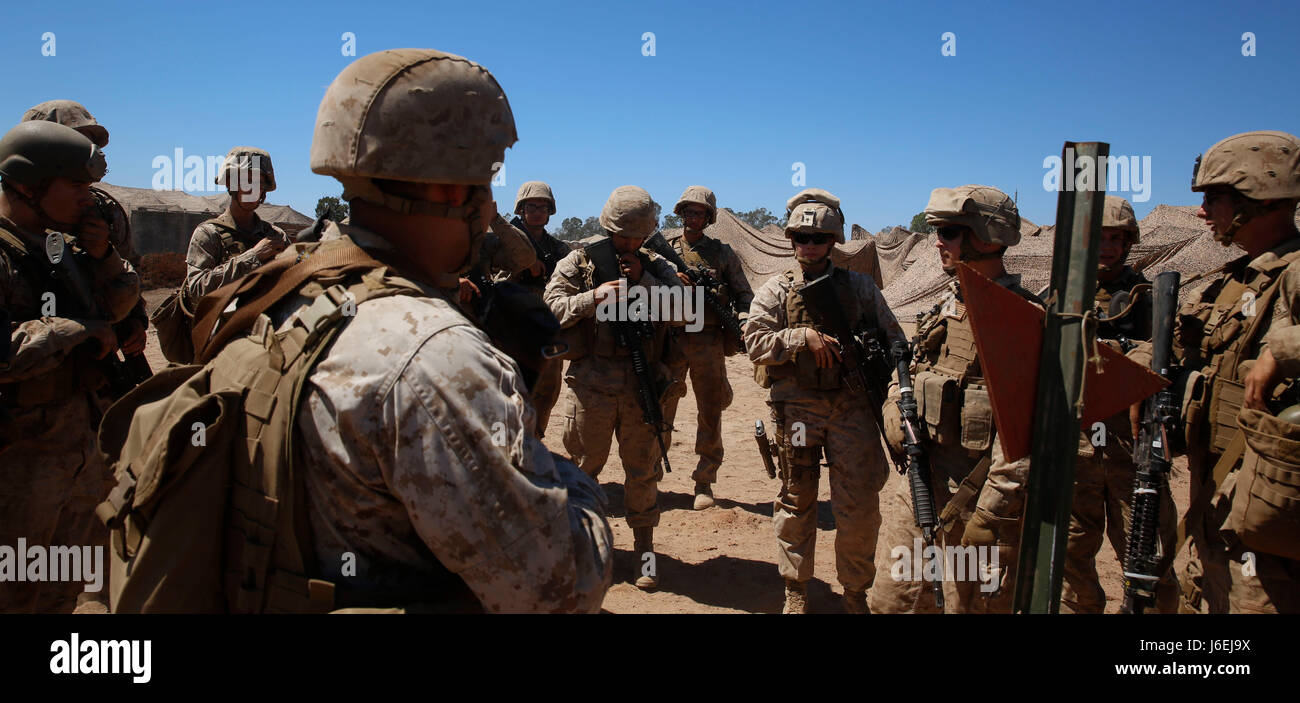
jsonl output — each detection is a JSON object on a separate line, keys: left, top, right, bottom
{"left": 2, "top": 0, "right": 1296, "bottom": 231}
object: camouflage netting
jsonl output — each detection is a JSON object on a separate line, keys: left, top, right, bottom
{"left": 661, "top": 208, "right": 884, "bottom": 289}
{"left": 883, "top": 204, "right": 1300, "bottom": 323}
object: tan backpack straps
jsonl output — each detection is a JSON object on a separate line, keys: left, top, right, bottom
{"left": 192, "top": 242, "right": 385, "bottom": 363}
{"left": 938, "top": 456, "right": 992, "bottom": 530}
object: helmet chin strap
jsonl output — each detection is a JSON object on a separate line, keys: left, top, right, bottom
{"left": 1212, "top": 193, "right": 1288, "bottom": 245}
{"left": 341, "top": 177, "right": 491, "bottom": 276}
{"left": 10, "top": 183, "right": 78, "bottom": 233}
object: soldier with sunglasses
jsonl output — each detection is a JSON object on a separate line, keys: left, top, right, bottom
{"left": 871, "top": 184, "right": 1040, "bottom": 613}
{"left": 745, "top": 187, "right": 905, "bottom": 613}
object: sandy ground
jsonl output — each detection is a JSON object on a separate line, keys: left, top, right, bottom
{"left": 138, "top": 289, "right": 1189, "bottom": 614}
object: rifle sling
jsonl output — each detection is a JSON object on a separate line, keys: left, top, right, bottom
{"left": 192, "top": 244, "right": 385, "bottom": 363}
{"left": 938, "top": 456, "right": 992, "bottom": 531}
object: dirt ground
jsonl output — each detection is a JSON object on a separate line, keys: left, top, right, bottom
{"left": 139, "top": 289, "right": 1189, "bottom": 614}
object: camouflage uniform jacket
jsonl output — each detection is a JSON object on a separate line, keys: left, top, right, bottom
{"left": 184, "top": 210, "right": 286, "bottom": 303}
{"left": 745, "top": 261, "right": 905, "bottom": 402}
{"left": 283, "top": 222, "right": 613, "bottom": 613}
{"left": 506, "top": 215, "right": 571, "bottom": 294}
{"left": 477, "top": 214, "right": 539, "bottom": 284}
{"left": 544, "top": 245, "right": 683, "bottom": 390}
{"left": 0, "top": 216, "right": 139, "bottom": 429}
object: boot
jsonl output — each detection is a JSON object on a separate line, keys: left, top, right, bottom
{"left": 782, "top": 580, "right": 807, "bottom": 614}
{"left": 843, "top": 588, "right": 869, "bottom": 614}
{"left": 692, "top": 481, "right": 715, "bottom": 510}
{"left": 633, "top": 527, "right": 658, "bottom": 590}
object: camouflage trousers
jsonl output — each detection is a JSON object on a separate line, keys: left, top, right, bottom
{"left": 561, "top": 377, "right": 664, "bottom": 529}
{"left": 531, "top": 357, "right": 564, "bottom": 438}
{"left": 662, "top": 329, "right": 732, "bottom": 484}
{"left": 869, "top": 434, "right": 1027, "bottom": 614}
{"left": 1180, "top": 447, "right": 1300, "bottom": 614}
{"left": 769, "top": 390, "right": 888, "bottom": 593}
{"left": 1061, "top": 434, "right": 1179, "bottom": 613}
{"left": 0, "top": 398, "right": 113, "bottom": 613}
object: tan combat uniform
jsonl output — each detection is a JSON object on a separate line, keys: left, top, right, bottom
{"left": 0, "top": 217, "right": 139, "bottom": 613}
{"left": 1133, "top": 239, "right": 1300, "bottom": 613}
{"left": 183, "top": 211, "right": 286, "bottom": 303}
{"left": 545, "top": 245, "right": 680, "bottom": 529}
{"left": 1061, "top": 266, "right": 1180, "bottom": 613}
{"left": 870, "top": 274, "right": 1038, "bottom": 613}
{"left": 285, "top": 222, "right": 612, "bottom": 613}
{"left": 746, "top": 263, "right": 905, "bottom": 594}
{"left": 662, "top": 232, "right": 754, "bottom": 484}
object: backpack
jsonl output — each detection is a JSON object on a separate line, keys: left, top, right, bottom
{"left": 96, "top": 234, "right": 422, "bottom": 613}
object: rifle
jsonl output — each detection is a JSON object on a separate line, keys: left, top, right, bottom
{"left": 1121, "top": 270, "right": 1180, "bottom": 614}
{"left": 585, "top": 238, "right": 673, "bottom": 474}
{"left": 798, "top": 271, "right": 901, "bottom": 468}
{"left": 893, "top": 340, "right": 944, "bottom": 609}
{"left": 644, "top": 232, "right": 745, "bottom": 352}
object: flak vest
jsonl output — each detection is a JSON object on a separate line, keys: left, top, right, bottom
{"left": 671, "top": 235, "right": 728, "bottom": 330}
{"left": 755, "top": 267, "right": 862, "bottom": 391}
{"left": 1181, "top": 247, "right": 1300, "bottom": 456}
{"left": 570, "top": 248, "right": 669, "bottom": 364}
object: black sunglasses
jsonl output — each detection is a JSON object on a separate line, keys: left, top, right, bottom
{"left": 936, "top": 226, "right": 967, "bottom": 241}
{"left": 791, "top": 233, "right": 832, "bottom": 245}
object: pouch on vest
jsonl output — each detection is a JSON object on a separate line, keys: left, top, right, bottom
{"left": 1229, "top": 408, "right": 1300, "bottom": 560}
{"left": 960, "top": 386, "right": 995, "bottom": 452}
{"left": 917, "top": 370, "right": 960, "bottom": 447}
{"left": 1209, "top": 376, "right": 1246, "bottom": 456}
{"left": 150, "top": 288, "right": 198, "bottom": 364}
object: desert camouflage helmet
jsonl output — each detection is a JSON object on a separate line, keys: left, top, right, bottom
{"left": 311, "top": 49, "right": 518, "bottom": 214}
{"left": 1102, "top": 195, "right": 1140, "bottom": 244}
{"left": 22, "top": 99, "right": 109, "bottom": 148}
{"left": 784, "top": 188, "right": 845, "bottom": 244}
{"left": 925, "top": 185, "right": 1021, "bottom": 247}
{"left": 674, "top": 185, "right": 717, "bottom": 225}
{"left": 599, "top": 186, "right": 658, "bottom": 239}
{"left": 1192, "top": 130, "right": 1300, "bottom": 201}
{"left": 216, "top": 146, "right": 276, "bottom": 192}
{"left": 514, "top": 181, "right": 555, "bottom": 215}
{"left": 0, "top": 121, "right": 106, "bottom": 187}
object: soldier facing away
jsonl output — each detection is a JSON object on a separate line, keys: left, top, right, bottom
{"left": 544, "top": 185, "right": 683, "bottom": 590}
{"left": 745, "top": 187, "right": 905, "bottom": 613}
{"left": 662, "top": 185, "right": 754, "bottom": 510}
{"left": 1129, "top": 130, "right": 1300, "bottom": 613}
{"left": 871, "top": 184, "right": 1039, "bottom": 614}
{"left": 1060, "top": 195, "right": 1180, "bottom": 613}
{"left": 0, "top": 121, "right": 139, "bottom": 612}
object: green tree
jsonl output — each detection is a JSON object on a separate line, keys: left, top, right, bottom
{"left": 909, "top": 212, "right": 933, "bottom": 234}
{"left": 734, "top": 207, "right": 781, "bottom": 230}
{"left": 663, "top": 214, "right": 682, "bottom": 229}
{"left": 316, "top": 196, "right": 349, "bottom": 222}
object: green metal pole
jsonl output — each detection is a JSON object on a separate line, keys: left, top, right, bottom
{"left": 1013, "top": 141, "right": 1108, "bottom": 613}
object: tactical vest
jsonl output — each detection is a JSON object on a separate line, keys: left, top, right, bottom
{"left": 567, "top": 246, "right": 668, "bottom": 363}
{"left": 1094, "top": 267, "right": 1152, "bottom": 343}
{"left": 672, "top": 235, "right": 727, "bottom": 329}
{"left": 756, "top": 267, "right": 861, "bottom": 391}
{"left": 0, "top": 225, "right": 105, "bottom": 407}
{"left": 1181, "top": 248, "right": 1300, "bottom": 455}
{"left": 205, "top": 218, "right": 258, "bottom": 261}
